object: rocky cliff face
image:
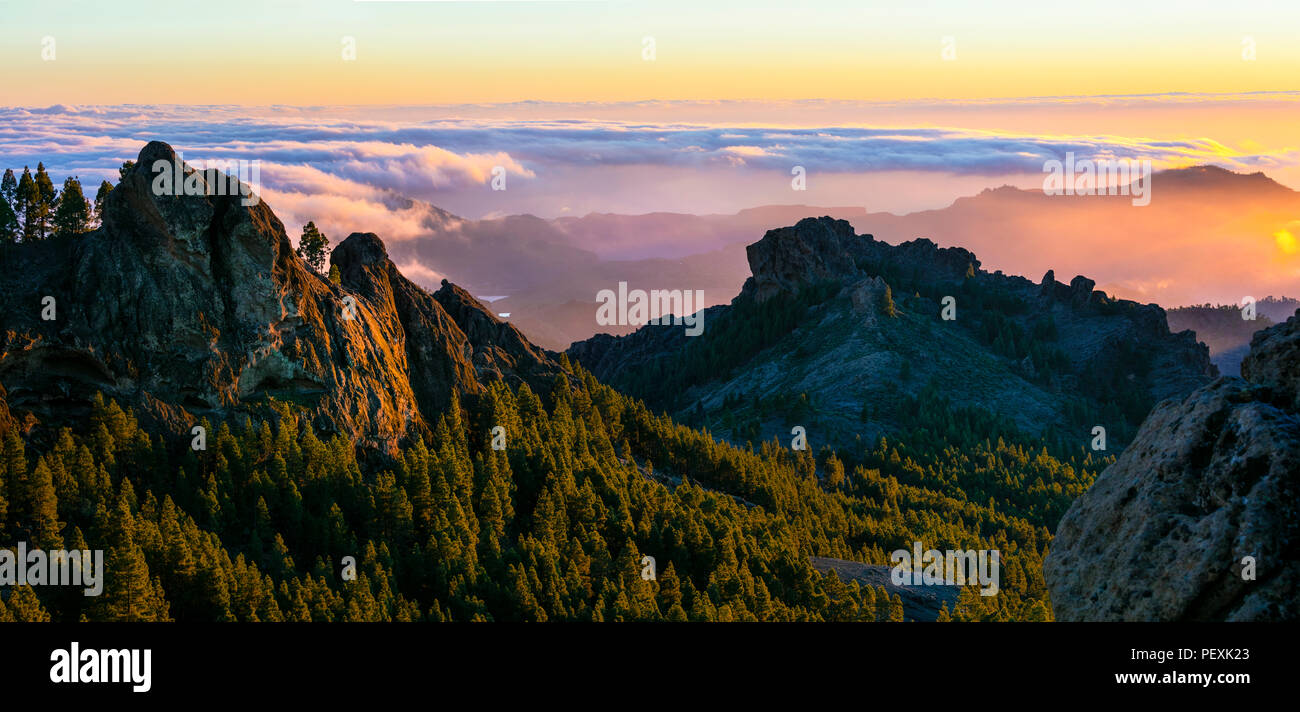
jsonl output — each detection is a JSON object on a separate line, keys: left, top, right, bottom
{"left": 745, "top": 218, "right": 864, "bottom": 302}
{"left": 570, "top": 216, "right": 1215, "bottom": 450}
{"left": 0, "top": 141, "right": 565, "bottom": 452}
{"left": 1045, "top": 311, "right": 1300, "bottom": 621}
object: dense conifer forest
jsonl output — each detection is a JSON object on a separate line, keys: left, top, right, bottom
{"left": 0, "top": 358, "right": 1087, "bottom": 622}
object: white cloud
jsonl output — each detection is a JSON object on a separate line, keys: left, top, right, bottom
{"left": 394, "top": 259, "right": 445, "bottom": 288}
{"left": 2, "top": 100, "right": 1297, "bottom": 225}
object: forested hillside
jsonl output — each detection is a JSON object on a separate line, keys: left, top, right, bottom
{"left": 1, "top": 145, "right": 1108, "bottom": 624}
{"left": 0, "top": 362, "right": 1079, "bottom": 622}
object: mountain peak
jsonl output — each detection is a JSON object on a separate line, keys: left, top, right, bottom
{"left": 1152, "top": 163, "right": 1295, "bottom": 195}
{"left": 0, "top": 141, "right": 567, "bottom": 452}
{"left": 334, "top": 231, "right": 390, "bottom": 267}
{"left": 743, "top": 216, "right": 985, "bottom": 303}
{"left": 744, "top": 216, "right": 864, "bottom": 301}
{"left": 138, "top": 139, "right": 179, "bottom": 164}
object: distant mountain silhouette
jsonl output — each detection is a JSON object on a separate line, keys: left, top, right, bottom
{"left": 385, "top": 165, "right": 1299, "bottom": 350}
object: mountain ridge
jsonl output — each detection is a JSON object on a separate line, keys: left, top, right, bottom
{"left": 0, "top": 141, "right": 566, "bottom": 452}
{"left": 378, "top": 164, "right": 1299, "bottom": 349}
{"left": 569, "top": 216, "right": 1216, "bottom": 452}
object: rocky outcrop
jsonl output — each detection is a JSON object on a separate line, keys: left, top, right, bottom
{"left": 741, "top": 217, "right": 979, "bottom": 304}
{"left": 849, "top": 276, "right": 891, "bottom": 322}
{"left": 0, "top": 141, "right": 565, "bottom": 452}
{"left": 744, "top": 218, "right": 861, "bottom": 301}
{"left": 330, "top": 232, "right": 564, "bottom": 424}
{"left": 569, "top": 216, "right": 1215, "bottom": 450}
{"left": 431, "top": 279, "right": 562, "bottom": 389}
{"left": 1241, "top": 312, "right": 1300, "bottom": 407}
{"left": 1045, "top": 310, "right": 1300, "bottom": 621}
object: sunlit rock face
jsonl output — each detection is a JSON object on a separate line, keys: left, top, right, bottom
{"left": 0, "top": 141, "right": 565, "bottom": 452}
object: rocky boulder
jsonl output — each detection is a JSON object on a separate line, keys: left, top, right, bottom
{"left": 1241, "top": 309, "right": 1300, "bottom": 407}
{"left": 743, "top": 217, "right": 862, "bottom": 302}
{"left": 848, "top": 275, "right": 891, "bottom": 322}
{"left": 1045, "top": 310, "right": 1300, "bottom": 620}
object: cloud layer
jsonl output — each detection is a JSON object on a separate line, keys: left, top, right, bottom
{"left": 2, "top": 99, "right": 1298, "bottom": 244}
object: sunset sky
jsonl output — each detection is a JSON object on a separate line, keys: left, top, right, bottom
{"left": 2, "top": 0, "right": 1298, "bottom": 105}
{"left": 1, "top": 0, "right": 1297, "bottom": 307}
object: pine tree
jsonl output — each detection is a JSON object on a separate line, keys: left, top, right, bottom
{"left": 824, "top": 453, "right": 845, "bottom": 488}
{"left": 3, "top": 429, "right": 26, "bottom": 522}
{"left": 25, "top": 459, "right": 62, "bottom": 548}
{"left": 0, "top": 169, "right": 16, "bottom": 208}
{"left": 656, "top": 562, "right": 682, "bottom": 611}
{"left": 32, "top": 163, "right": 57, "bottom": 240}
{"left": 861, "top": 585, "right": 877, "bottom": 621}
{"left": 91, "top": 497, "right": 171, "bottom": 622}
{"left": 296, "top": 221, "right": 330, "bottom": 273}
{"left": 0, "top": 431, "right": 9, "bottom": 526}
{"left": 1, "top": 585, "right": 50, "bottom": 622}
{"left": 888, "top": 592, "right": 905, "bottom": 622}
{"left": 15, "top": 168, "right": 36, "bottom": 242}
{"left": 0, "top": 194, "right": 16, "bottom": 244}
{"left": 328, "top": 263, "right": 342, "bottom": 285}
{"left": 52, "top": 176, "right": 91, "bottom": 238}
{"left": 1022, "top": 599, "right": 1051, "bottom": 622}
{"left": 0, "top": 170, "right": 17, "bottom": 243}
{"left": 92, "top": 180, "right": 113, "bottom": 228}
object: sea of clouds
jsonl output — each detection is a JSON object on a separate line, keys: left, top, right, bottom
{"left": 2, "top": 99, "right": 1297, "bottom": 247}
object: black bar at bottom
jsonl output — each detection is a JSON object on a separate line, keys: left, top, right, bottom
{"left": 0, "top": 622, "right": 1285, "bottom": 700}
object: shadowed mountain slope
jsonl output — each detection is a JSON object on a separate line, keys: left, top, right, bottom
{"left": 569, "top": 217, "right": 1216, "bottom": 453}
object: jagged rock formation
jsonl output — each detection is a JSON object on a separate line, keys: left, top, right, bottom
{"left": 332, "top": 232, "right": 563, "bottom": 420}
{"left": 1045, "top": 310, "right": 1300, "bottom": 621}
{"left": 745, "top": 218, "right": 863, "bottom": 302}
{"left": 0, "top": 141, "right": 565, "bottom": 452}
{"left": 570, "top": 217, "right": 1215, "bottom": 450}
